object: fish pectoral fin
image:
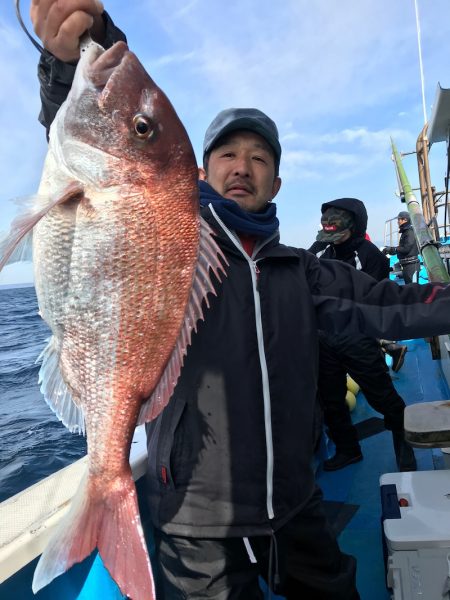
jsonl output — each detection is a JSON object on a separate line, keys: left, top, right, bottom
{"left": 0, "top": 182, "right": 84, "bottom": 272}
{"left": 138, "top": 217, "right": 227, "bottom": 424}
{"left": 37, "top": 336, "right": 86, "bottom": 435}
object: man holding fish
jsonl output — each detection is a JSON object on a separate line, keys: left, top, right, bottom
{"left": 24, "top": 2, "right": 450, "bottom": 599}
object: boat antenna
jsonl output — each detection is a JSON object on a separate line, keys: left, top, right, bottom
{"left": 414, "top": 0, "right": 427, "bottom": 125}
{"left": 14, "top": 0, "right": 45, "bottom": 55}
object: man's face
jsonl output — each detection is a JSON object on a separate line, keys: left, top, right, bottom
{"left": 398, "top": 218, "right": 408, "bottom": 227}
{"left": 199, "top": 130, "right": 281, "bottom": 212}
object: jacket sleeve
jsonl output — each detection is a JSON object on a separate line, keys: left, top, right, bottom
{"left": 37, "top": 11, "right": 127, "bottom": 138}
{"left": 303, "top": 251, "right": 450, "bottom": 341}
{"left": 362, "top": 245, "right": 390, "bottom": 281}
{"left": 307, "top": 241, "right": 328, "bottom": 256}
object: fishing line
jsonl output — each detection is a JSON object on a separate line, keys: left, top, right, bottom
{"left": 414, "top": 0, "right": 427, "bottom": 125}
{"left": 14, "top": 0, "right": 46, "bottom": 55}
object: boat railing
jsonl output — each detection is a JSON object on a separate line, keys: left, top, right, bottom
{"left": 0, "top": 424, "right": 148, "bottom": 585}
{"left": 383, "top": 217, "right": 401, "bottom": 248}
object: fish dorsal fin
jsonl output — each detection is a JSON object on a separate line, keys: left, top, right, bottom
{"left": 0, "top": 183, "right": 84, "bottom": 272}
{"left": 37, "top": 336, "right": 86, "bottom": 435}
{"left": 137, "top": 217, "right": 227, "bottom": 424}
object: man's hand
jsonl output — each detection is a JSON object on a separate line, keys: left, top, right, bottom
{"left": 382, "top": 247, "right": 394, "bottom": 255}
{"left": 30, "top": 0, "right": 105, "bottom": 63}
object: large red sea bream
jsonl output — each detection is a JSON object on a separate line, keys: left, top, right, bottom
{"left": 0, "top": 39, "right": 225, "bottom": 600}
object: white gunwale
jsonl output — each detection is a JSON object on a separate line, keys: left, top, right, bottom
{"left": 0, "top": 424, "right": 148, "bottom": 584}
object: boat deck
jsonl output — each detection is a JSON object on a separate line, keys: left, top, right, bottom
{"left": 314, "top": 336, "right": 450, "bottom": 600}
{"left": 2, "top": 337, "right": 450, "bottom": 599}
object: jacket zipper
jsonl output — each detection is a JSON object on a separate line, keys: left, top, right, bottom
{"left": 253, "top": 261, "right": 261, "bottom": 286}
{"left": 208, "top": 205, "right": 276, "bottom": 519}
{"left": 249, "top": 259, "right": 275, "bottom": 519}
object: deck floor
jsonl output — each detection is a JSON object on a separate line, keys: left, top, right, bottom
{"left": 5, "top": 339, "right": 449, "bottom": 600}
{"left": 314, "top": 337, "right": 450, "bottom": 600}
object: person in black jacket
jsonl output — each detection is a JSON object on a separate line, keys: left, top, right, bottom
{"left": 309, "top": 199, "right": 416, "bottom": 473}
{"left": 383, "top": 211, "right": 420, "bottom": 284}
{"left": 28, "top": 3, "right": 450, "bottom": 599}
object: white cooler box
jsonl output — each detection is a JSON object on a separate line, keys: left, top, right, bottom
{"left": 380, "top": 471, "right": 450, "bottom": 600}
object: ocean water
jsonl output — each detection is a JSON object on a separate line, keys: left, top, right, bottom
{"left": 0, "top": 285, "right": 87, "bottom": 503}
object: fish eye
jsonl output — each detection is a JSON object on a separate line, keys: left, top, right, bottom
{"left": 133, "top": 114, "right": 154, "bottom": 139}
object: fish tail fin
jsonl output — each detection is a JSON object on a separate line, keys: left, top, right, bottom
{"left": 32, "top": 474, "right": 155, "bottom": 600}
{"left": 97, "top": 477, "right": 156, "bottom": 600}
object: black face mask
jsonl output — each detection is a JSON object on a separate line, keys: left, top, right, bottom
{"left": 316, "top": 208, "right": 354, "bottom": 243}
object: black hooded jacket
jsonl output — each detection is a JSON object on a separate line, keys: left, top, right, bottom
{"left": 309, "top": 198, "right": 390, "bottom": 282}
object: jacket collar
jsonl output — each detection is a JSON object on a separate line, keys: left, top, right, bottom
{"left": 201, "top": 205, "right": 298, "bottom": 260}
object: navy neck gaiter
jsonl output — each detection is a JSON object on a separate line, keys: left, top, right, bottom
{"left": 198, "top": 180, "right": 279, "bottom": 239}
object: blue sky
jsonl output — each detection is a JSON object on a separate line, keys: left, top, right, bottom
{"left": 1, "top": 0, "right": 450, "bottom": 284}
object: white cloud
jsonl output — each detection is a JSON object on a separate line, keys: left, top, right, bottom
{"left": 282, "top": 149, "right": 360, "bottom": 182}
{"left": 144, "top": 51, "right": 196, "bottom": 70}
{"left": 319, "top": 127, "right": 416, "bottom": 156}
{"left": 173, "top": 0, "right": 200, "bottom": 19}
{"left": 280, "top": 132, "right": 300, "bottom": 143}
{"left": 279, "top": 126, "right": 416, "bottom": 184}
{"left": 138, "top": 0, "right": 439, "bottom": 122}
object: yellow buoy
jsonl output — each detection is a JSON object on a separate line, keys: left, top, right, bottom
{"left": 346, "top": 375, "right": 360, "bottom": 396}
{"left": 345, "top": 390, "right": 357, "bottom": 411}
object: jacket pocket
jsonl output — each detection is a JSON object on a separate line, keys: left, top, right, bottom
{"left": 147, "top": 396, "right": 187, "bottom": 490}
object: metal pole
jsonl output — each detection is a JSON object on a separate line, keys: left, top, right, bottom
{"left": 391, "top": 139, "right": 449, "bottom": 282}
{"left": 415, "top": 125, "right": 438, "bottom": 239}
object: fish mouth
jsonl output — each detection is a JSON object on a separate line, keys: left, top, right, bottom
{"left": 87, "top": 41, "right": 130, "bottom": 92}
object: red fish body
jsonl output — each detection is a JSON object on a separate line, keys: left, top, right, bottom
{"left": 0, "top": 40, "right": 224, "bottom": 600}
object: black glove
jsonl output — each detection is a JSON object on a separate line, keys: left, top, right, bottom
{"left": 383, "top": 247, "right": 394, "bottom": 255}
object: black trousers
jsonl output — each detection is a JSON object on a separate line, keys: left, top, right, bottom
{"left": 318, "top": 334, "right": 406, "bottom": 455}
{"left": 153, "top": 487, "right": 359, "bottom": 599}
{"left": 401, "top": 261, "right": 420, "bottom": 284}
